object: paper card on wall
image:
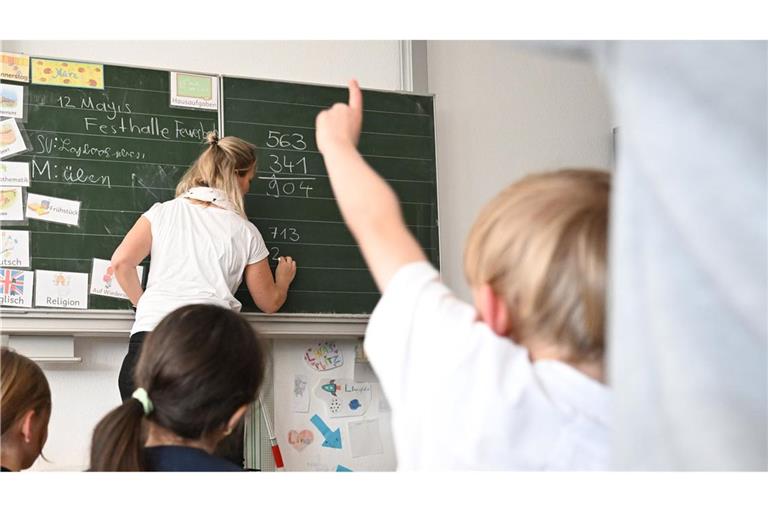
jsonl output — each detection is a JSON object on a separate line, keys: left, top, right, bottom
{"left": 1, "top": 84, "right": 25, "bottom": 119}
{"left": 0, "top": 161, "right": 30, "bottom": 187}
{"left": 0, "top": 118, "right": 27, "bottom": 158}
{"left": 348, "top": 419, "right": 384, "bottom": 458}
{"left": 309, "top": 414, "right": 342, "bottom": 449}
{"left": 34, "top": 269, "right": 89, "bottom": 309}
{"left": 305, "top": 462, "right": 332, "bottom": 471}
{"left": 314, "top": 378, "right": 372, "bottom": 418}
{"left": 1, "top": 53, "right": 30, "bottom": 83}
{"left": 287, "top": 429, "right": 314, "bottom": 451}
{"left": 291, "top": 374, "right": 310, "bottom": 412}
{"left": 1, "top": 230, "right": 29, "bottom": 268}
{"left": 0, "top": 268, "right": 33, "bottom": 308}
{"left": 31, "top": 59, "right": 104, "bottom": 89}
{"left": 170, "top": 72, "right": 219, "bottom": 111}
{"left": 26, "top": 192, "right": 80, "bottom": 226}
{"left": 0, "top": 187, "right": 24, "bottom": 221}
{"left": 89, "top": 258, "right": 142, "bottom": 300}
{"left": 304, "top": 341, "right": 344, "bottom": 371}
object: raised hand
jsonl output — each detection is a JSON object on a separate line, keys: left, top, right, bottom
{"left": 316, "top": 79, "right": 363, "bottom": 155}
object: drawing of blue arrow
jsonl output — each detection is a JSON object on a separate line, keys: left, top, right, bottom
{"left": 310, "top": 414, "right": 342, "bottom": 449}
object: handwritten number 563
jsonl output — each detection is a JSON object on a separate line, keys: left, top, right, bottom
{"left": 266, "top": 130, "right": 307, "bottom": 151}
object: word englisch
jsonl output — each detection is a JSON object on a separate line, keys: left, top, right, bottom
{"left": 0, "top": 294, "right": 26, "bottom": 305}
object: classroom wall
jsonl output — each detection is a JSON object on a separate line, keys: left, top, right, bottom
{"left": 3, "top": 40, "right": 403, "bottom": 471}
{"left": 4, "top": 40, "right": 613, "bottom": 470}
{"left": 426, "top": 41, "right": 613, "bottom": 300}
{"left": 1, "top": 40, "right": 402, "bottom": 90}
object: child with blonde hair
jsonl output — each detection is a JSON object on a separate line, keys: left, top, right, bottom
{"left": 315, "top": 81, "right": 611, "bottom": 469}
{"left": 1, "top": 347, "right": 52, "bottom": 471}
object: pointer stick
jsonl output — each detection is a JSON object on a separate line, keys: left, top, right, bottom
{"left": 258, "top": 394, "right": 284, "bottom": 471}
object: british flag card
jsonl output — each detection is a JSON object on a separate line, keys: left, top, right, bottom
{"left": 0, "top": 268, "right": 33, "bottom": 308}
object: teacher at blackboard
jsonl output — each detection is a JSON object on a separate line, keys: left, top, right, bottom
{"left": 110, "top": 131, "right": 297, "bottom": 401}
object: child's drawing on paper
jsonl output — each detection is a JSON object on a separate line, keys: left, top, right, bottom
{"left": 315, "top": 378, "right": 372, "bottom": 418}
{"left": 304, "top": 341, "right": 344, "bottom": 371}
{"left": 291, "top": 374, "right": 310, "bottom": 412}
{"left": 287, "top": 429, "right": 314, "bottom": 451}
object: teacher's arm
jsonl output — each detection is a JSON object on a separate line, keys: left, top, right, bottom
{"left": 244, "top": 256, "right": 297, "bottom": 314}
{"left": 111, "top": 217, "right": 152, "bottom": 307}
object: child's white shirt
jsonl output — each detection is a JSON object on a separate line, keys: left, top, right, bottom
{"left": 364, "top": 261, "right": 612, "bottom": 470}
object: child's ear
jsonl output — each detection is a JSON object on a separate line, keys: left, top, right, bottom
{"left": 20, "top": 409, "right": 37, "bottom": 443}
{"left": 225, "top": 405, "right": 249, "bottom": 436}
{"left": 474, "top": 284, "right": 513, "bottom": 338}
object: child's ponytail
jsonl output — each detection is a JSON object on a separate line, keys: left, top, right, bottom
{"left": 89, "top": 398, "right": 146, "bottom": 471}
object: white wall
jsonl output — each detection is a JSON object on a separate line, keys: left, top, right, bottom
{"left": 427, "top": 41, "right": 613, "bottom": 299}
{"left": 1, "top": 40, "right": 401, "bottom": 90}
{"left": 3, "top": 40, "right": 402, "bottom": 471}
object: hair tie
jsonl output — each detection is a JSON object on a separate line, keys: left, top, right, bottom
{"left": 206, "top": 131, "right": 219, "bottom": 146}
{"left": 132, "top": 387, "right": 154, "bottom": 416}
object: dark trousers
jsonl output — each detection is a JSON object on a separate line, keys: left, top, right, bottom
{"left": 118, "top": 331, "right": 149, "bottom": 402}
{"left": 117, "top": 330, "right": 245, "bottom": 468}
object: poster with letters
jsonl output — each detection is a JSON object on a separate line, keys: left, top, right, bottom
{"left": 1, "top": 230, "right": 30, "bottom": 267}
{"left": 89, "top": 258, "right": 143, "bottom": 300}
{"left": 0, "top": 268, "right": 33, "bottom": 308}
{"left": 34, "top": 269, "right": 89, "bottom": 309}
{"left": 25, "top": 192, "right": 80, "bottom": 226}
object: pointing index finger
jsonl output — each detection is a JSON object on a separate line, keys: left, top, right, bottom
{"left": 348, "top": 79, "right": 362, "bottom": 113}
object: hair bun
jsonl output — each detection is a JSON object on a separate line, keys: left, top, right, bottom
{"left": 205, "top": 131, "right": 219, "bottom": 146}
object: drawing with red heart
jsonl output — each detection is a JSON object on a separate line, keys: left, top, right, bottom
{"left": 287, "top": 429, "right": 314, "bottom": 451}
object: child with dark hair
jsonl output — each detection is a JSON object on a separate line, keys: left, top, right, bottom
{"left": 89, "top": 304, "right": 266, "bottom": 471}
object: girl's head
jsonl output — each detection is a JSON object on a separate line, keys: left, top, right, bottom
{"left": 90, "top": 304, "right": 267, "bottom": 471}
{"left": 1, "top": 347, "right": 52, "bottom": 471}
{"left": 464, "top": 169, "right": 610, "bottom": 365}
{"left": 175, "top": 131, "right": 257, "bottom": 218}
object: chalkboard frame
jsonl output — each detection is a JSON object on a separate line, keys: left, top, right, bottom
{"left": 0, "top": 54, "right": 441, "bottom": 321}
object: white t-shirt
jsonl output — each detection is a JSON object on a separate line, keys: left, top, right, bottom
{"left": 131, "top": 197, "right": 269, "bottom": 335}
{"left": 364, "top": 261, "right": 611, "bottom": 470}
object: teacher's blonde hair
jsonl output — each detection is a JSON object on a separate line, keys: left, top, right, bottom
{"left": 464, "top": 169, "right": 610, "bottom": 363}
{"left": 175, "top": 131, "right": 256, "bottom": 218}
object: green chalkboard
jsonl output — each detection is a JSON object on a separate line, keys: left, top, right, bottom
{"left": 223, "top": 77, "right": 439, "bottom": 313}
{"left": 1, "top": 63, "right": 218, "bottom": 310}
{"left": 1, "top": 61, "right": 439, "bottom": 314}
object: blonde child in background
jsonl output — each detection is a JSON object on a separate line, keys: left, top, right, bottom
{"left": 314, "top": 81, "right": 611, "bottom": 469}
{"left": 1, "top": 347, "right": 52, "bottom": 472}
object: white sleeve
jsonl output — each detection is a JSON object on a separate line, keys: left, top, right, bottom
{"left": 141, "top": 202, "right": 162, "bottom": 224}
{"left": 363, "top": 261, "right": 479, "bottom": 410}
{"left": 247, "top": 224, "right": 269, "bottom": 265}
